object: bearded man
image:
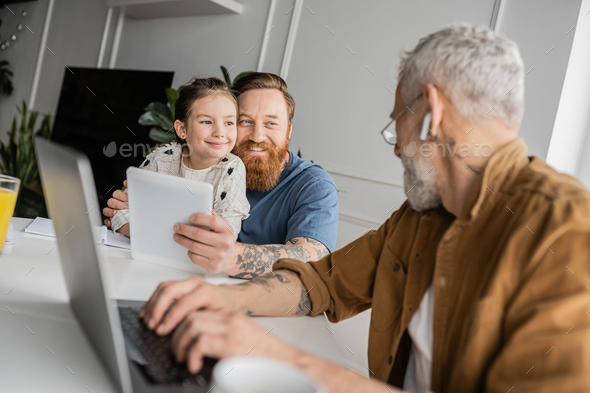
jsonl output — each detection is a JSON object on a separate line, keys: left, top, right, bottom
{"left": 104, "top": 72, "right": 339, "bottom": 279}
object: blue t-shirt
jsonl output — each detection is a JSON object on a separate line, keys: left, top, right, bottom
{"left": 237, "top": 151, "right": 339, "bottom": 252}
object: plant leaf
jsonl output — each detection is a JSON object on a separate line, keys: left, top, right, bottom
{"left": 231, "top": 71, "right": 253, "bottom": 88}
{"left": 152, "top": 111, "right": 173, "bottom": 130}
{"left": 144, "top": 101, "right": 170, "bottom": 118}
{"left": 220, "top": 65, "right": 232, "bottom": 86}
{"left": 22, "top": 160, "right": 36, "bottom": 185}
{"left": 0, "top": 100, "right": 53, "bottom": 186}
{"left": 138, "top": 111, "right": 160, "bottom": 126}
{"left": 138, "top": 111, "right": 172, "bottom": 130}
{"left": 0, "top": 59, "right": 13, "bottom": 96}
{"left": 148, "top": 127, "right": 177, "bottom": 144}
{"left": 165, "top": 88, "right": 179, "bottom": 120}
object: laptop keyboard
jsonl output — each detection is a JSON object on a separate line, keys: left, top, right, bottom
{"left": 118, "top": 306, "right": 215, "bottom": 387}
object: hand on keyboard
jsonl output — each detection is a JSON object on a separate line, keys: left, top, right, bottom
{"left": 170, "top": 310, "right": 293, "bottom": 374}
{"left": 140, "top": 277, "right": 237, "bottom": 336}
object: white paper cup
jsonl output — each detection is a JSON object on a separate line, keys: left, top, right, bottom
{"left": 211, "top": 356, "right": 326, "bottom": 393}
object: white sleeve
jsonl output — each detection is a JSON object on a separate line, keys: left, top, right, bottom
{"left": 111, "top": 190, "right": 130, "bottom": 234}
{"left": 111, "top": 153, "right": 158, "bottom": 234}
{"left": 212, "top": 158, "right": 250, "bottom": 240}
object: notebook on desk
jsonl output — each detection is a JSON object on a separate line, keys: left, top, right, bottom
{"left": 24, "top": 217, "right": 131, "bottom": 250}
{"left": 23, "top": 217, "right": 55, "bottom": 237}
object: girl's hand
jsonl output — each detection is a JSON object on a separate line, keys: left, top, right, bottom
{"left": 103, "top": 180, "right": 129, "bottom": 227}
{"left": 117, "top": 223, "right": 130, "bottom": 238}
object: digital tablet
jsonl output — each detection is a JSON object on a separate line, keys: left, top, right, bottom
{"left": 127, "top": 167, "right": 213, "bottom": 274}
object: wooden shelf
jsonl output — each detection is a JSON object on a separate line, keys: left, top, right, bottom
{"left": 106, "top": 0, "right": 243, "bottom": 19}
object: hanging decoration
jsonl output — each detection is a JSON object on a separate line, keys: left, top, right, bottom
{"left": 0, "top": 6, "right": 28, "bottom": 50}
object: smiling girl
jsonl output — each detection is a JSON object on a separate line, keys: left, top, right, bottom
{"left": 110, "top": 77, "right": 250, "bottom": 240}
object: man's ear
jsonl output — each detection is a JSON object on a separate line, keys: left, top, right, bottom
{"left": 287, "top": 123, "right": 293, "bottom": 140}
{"left": 423, "top": 83, "right": 442, "bottom": 137}
{"left": 174, "top": 119, "right": 185, "bottom": 139}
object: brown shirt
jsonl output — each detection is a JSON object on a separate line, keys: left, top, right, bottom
{"left": 274, "top": 139, "right": 590, "bottom": 392}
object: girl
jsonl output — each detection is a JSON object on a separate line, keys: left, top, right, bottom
{"left": 110, "top": 77, "right": 250, "bottom": 240}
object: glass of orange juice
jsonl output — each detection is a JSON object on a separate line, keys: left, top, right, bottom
{"left": 0, "top": 175, "right": 20, "bottom": 256}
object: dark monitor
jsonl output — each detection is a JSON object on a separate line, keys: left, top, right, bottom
{"left": 51, "top": 67, "right": 174, "bottom": 215}
{"left": 0, "top": 0, "right": 36, "bottom": 6}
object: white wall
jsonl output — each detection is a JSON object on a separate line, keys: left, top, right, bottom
{"left": 0, "top": 0, "right": 48, "bottom": 142}
{"left": 579, "top": 122, "right": 590, "bottom": 189}
{"left": 498, "top": 0, "right": 582, "bottom": 160}
{"left": 545, "top": 0, "right": 590, "bottom": 179}
{"left": 286, "top": 0, "right": 497, "bottom": 247}
{"left": 114, "top": 0, "right": 293, "bottom": 89}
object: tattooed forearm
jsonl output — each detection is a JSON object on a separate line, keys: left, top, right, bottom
{"left": 295, "top": 282, "right": 311, "bottom": 316}
{"left": 274, "top": 272, "right": 292, "bottom": 283}
{"left": 240, "top": 272, "right": 293, "bottom": 292}
{"left": 289, "top": 237, "right": 330, "bottom": 261}
{"left": 232, "top": 270, "right": 310, "bottom": 318}
{"left": 303, "top": 237, "right": 330, "bottom": 260}
{"left": 232, "top": 238, "right": 329, "bottom": 279}
{"left": 233, "top": 243, "right": 312, "bottom": 279}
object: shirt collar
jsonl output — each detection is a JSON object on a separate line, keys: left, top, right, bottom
{"left": 459, "top": 138, "right": 529, "bottom": 221}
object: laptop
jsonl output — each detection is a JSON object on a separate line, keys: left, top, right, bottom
{"left": 126, "top": 167, "right": 212, "bottom": 274}
{"left": 35, "top": 138, "right": 217, "bottom": 393}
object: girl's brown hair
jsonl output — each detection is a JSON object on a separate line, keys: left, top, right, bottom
{"left": 175, "top": 77, "right": 237, "bottom": 127}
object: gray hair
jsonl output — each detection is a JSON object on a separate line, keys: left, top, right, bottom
{"left": 398, "top": 23, "right": 525, "bottom": 127}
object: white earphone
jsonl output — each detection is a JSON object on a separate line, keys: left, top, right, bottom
{"left": 419, "top": 112, "right": 432, "bottom": 141}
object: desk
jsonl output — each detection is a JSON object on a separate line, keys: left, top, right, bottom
{"left": 0, "top": 218, "right": 369, "bottom": 392}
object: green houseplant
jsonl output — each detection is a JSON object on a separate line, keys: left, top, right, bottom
{"left": 0, "top": 60, "right": 14, "bottom": 97}
{"left": 220, "top": 66, "right": 251, "bottom": 91}
{"left": 139, "top": 66, "right": 252, "bottom": 145}
{"left": 0, "top": 101, "right": 52, "bottom": 185}
{"left": 138, "top": 87, "right": 179, "bottom": 144}
{"left": 0, "top": 101, "right": 53, "bottom": 217}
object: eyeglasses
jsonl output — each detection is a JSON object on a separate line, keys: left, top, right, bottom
{"left": 380, "top": 93, "right": 423, "bottom": 146}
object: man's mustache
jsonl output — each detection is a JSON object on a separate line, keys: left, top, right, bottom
{"left": 237, "top": 141, "right": 277, "bottom": 151}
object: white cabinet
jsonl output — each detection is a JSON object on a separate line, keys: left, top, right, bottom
{"left": 106, "top": 0, "right": 243, "bottom": 19}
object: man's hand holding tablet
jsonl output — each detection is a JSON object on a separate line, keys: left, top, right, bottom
{"left": 104, "top": 179, "right": 241, "bottom": 274}
{"left": 173, "top": 211, "right": 240, "bottom": 275}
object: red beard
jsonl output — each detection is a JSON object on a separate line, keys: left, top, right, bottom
{"left": 232, "top": 139, "right": 290, "bottom": 191}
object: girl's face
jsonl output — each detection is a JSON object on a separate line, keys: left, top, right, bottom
{"left": 175, "top": 94, "right": 237, "bottom": 167}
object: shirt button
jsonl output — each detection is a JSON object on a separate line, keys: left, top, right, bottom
{"left": 393, "top": 263, "right": 400, "bottom": 272}
{"left": 388, "top": 355, "right": 393, "bottom": 364}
